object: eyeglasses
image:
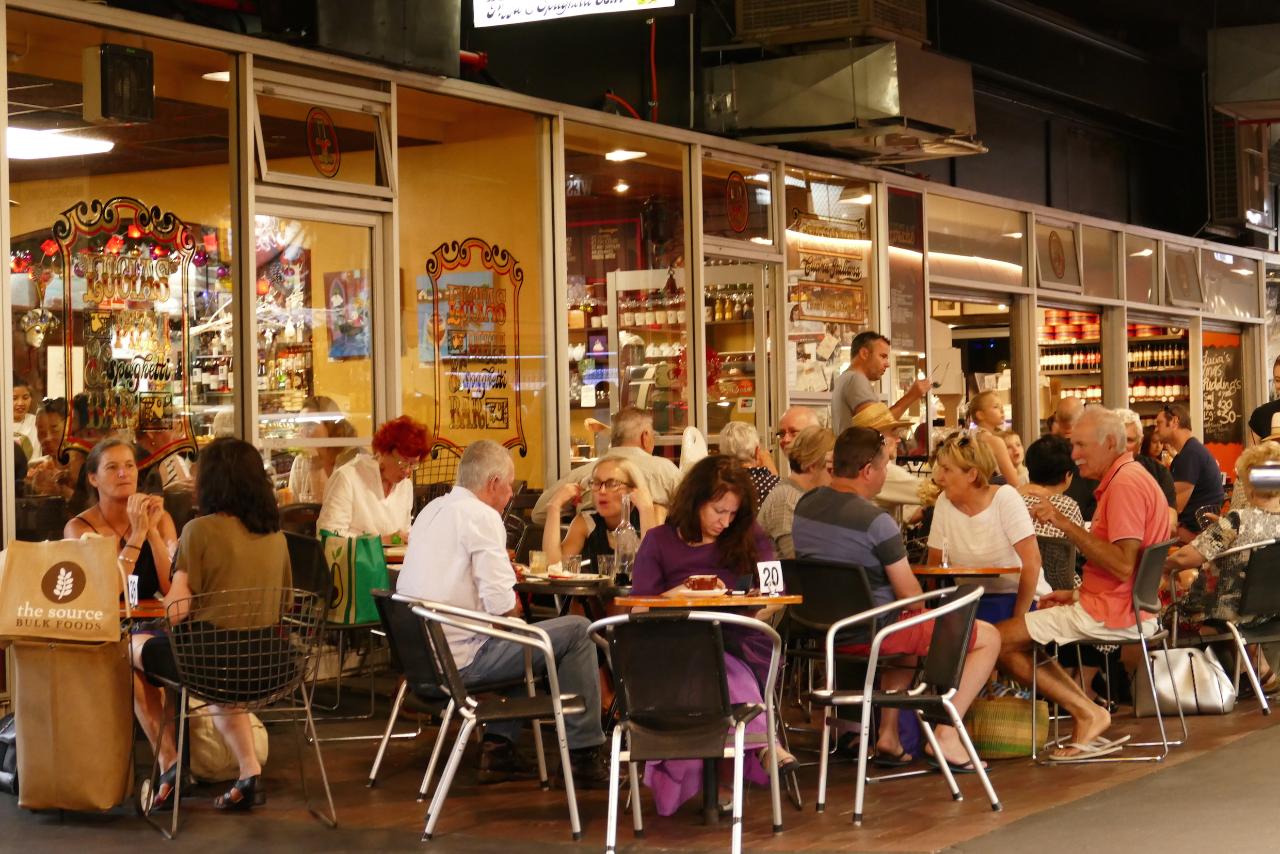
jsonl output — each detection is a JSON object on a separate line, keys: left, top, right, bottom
{"left": 387, "top": 453, "right": 419, "bottom": 473}
{"left": 775, "top": 427, "right": 801, "bottom": 441}
{"left": 856, "top": 432, "right": 887, "bottom": 471}
{"left": 943, "top": 431, "right": 973, "bottom": 449}
{"left": 588, "top": 478, "right": 631, "bottom": 493}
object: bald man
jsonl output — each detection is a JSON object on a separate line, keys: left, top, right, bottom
{"left": 1050, "top": 396, "right": 1084, "bottom": 439}
{"left": 776, "top": 405, "right": 821, "bottom": 454}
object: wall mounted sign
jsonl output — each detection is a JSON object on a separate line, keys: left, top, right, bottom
{"left": 474, "top": 0, "right": 677, "bottom": 28}
{"left": 1203, "top": 336, "right": 1244, "bottom": 446}
{"left": 423, "top": 237, "right": 527, "bottom": 457}
{"left": 52, "top": 196, "right": 198, "bottom": 466}
{"left": 725, "top": 171, "right": 749, "bottom": 233}
{"left": 786, "top": 209, "right": 870, "bottom": 326}
{"left": 306, "top": 106, "right": 341, "bottom": 178}
{"left": 1035, "top": 222, "right": 1080, "bottom": 291}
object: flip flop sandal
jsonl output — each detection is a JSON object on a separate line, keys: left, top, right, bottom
{"left": 922, "top": 753, "right": 985, "bottom": 774}
{"left": 871, "top": 749, "right": 914, "bottom": 768}
{"left": 1046, "top": 740, "right": 1124, "bottom": 761}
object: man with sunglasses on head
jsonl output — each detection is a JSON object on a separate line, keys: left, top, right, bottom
{"left": 792, "top": 427, "right": 1000, "bottom": 770}
{"left": 1153, "top": 402, "right": 1224, "bottom": 542}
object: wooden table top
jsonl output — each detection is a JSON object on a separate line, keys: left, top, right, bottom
{"left": 614, "top": 593, "right": 802, "bottom": 609}
{"left": 910, "top": 565, "right": 1021, "bottom": 577}
{"left": 123, "top": 598, "right": 167, "bottom": 620}
{"left": 514, "top": 577, "right": 625, "bottom": 596}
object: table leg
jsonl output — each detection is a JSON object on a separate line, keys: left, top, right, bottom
{"left": 702, "top": 758, "right": 719, "bottom": 825}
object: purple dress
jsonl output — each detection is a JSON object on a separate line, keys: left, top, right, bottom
{"left": 629, "top": 522, "right": 775, "bottom": 815}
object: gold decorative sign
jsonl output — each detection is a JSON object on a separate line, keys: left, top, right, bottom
{"left": 53, "top": 197, "right": 198, "bottom": 466}
{"left": 786, "top": 210, "right": 870, "bottom": 325}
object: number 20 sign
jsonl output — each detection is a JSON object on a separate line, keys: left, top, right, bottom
{"left": 756, "top": 561, "right": 784, "bottom": 596}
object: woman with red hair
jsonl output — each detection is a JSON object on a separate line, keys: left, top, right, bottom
{"left": 317, "top": 415, "right": 430, "bottom": 543}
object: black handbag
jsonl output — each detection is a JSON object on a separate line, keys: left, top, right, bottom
{"left": 0, "top": 713, "right": 17, "bottom": 796}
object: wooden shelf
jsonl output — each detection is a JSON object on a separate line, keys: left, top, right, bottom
{"left": 1039, "top": 338, "right": 1099, "bottom": 347}
{"left": 703, "top": 317, "right": 754, "bottom": 326}
{"left": 1129, "top": 397, "right": 1189, "bottom": 405}
{"left": 620, "top": 324, "right": 685, "bottom": 335}
{"left": 1128, "top": 333, "right": 1188, "bottom": 343}
{"left": 1041, "top": 370, "right": 1102, "bottom": 377}
{"left": 1128, "top": 365, "right": 1187, "bottom": 374}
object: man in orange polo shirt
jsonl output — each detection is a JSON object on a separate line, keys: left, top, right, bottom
{"left": 997, "top": 406, "right": 1169, "bottom": 759}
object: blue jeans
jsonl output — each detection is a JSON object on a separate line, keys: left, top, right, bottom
{"left": 458, "top": 615, "right": 603, "bottom": 749}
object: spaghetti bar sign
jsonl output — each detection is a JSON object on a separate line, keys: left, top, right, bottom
{"left": 474, "top": 0, "right": 676, "bottom": 27}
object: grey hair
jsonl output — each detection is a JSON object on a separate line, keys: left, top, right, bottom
{"left": 1115, "top": 408, "right": 1142, "bottom": 430}
{"left": 610, "top": 407, "right": 653, "bottom": 446}
{"left": 456, "top": 440, "right": 513, "bottom": 491}
{"left": 1079, "top": 406, "right": 1127, "bottom": 453}
{"left": 717, "top": 421, "right": 761, "bottom": 462}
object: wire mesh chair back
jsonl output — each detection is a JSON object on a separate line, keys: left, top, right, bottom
{"left": 285, "top": 531, "right": 333, "bottom": 601}
{"left": 279, "top": 503, "right": 323, "bottom": 537}
{"left": 372, "top": 591, "right": 447, "bottom": 701}
{"left": 413, "top": 445, "right": 463, "bottom": 487}
{"left": 1238, "top": 540, "right": 1280, "bottom": 617}
{"left": 1036, "top": 535, "right": 1078, "bottom": 591}
{"left": 164, "top": 587, "right": 324, "bottom": 708}
{"left": 780, "top": 558, "right": 875, "bottom": 633}
{"left": 1132, "top": 539, "right": 1178, "bottom": 617}
{"left": 604, "top": 614, "right": 731, "bottom": 729}
{"left": 413, "top": 482, "right": 453, "bottom": 517}
{"left": 504, "top": 514, "right": 528, "bottom": 554}
{"left": 917, "top": 588, "right": 981, "bottom": 697}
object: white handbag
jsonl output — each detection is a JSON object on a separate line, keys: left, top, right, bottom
{"left": 1133, "top": 646, "right": 1237, "bottom": 717}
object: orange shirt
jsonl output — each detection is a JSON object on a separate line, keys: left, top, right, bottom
{"left": 1078, "top": 453, "right": 1170, "bottom": 628}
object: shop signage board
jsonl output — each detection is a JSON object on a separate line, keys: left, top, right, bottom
{"left": 474, "top": 0, "right": 677, "bottom": 27}
{"left": 422, "top": 237, "right": 528, "bottom": 457}
{"left": 785, "top": 210, "right": 870, "bottom": 327}
{"left": 1203, "top": 332, "right": 1244, "bottom": 451}
{"left": 887, "top": 189, "right": 924, "bottom": 354}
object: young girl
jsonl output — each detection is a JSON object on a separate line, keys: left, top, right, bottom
{"left": 1000, "top": 429, "right": 1029, "bottom": 487}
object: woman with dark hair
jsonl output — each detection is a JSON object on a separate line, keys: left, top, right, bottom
{"left": 629, "top": 455, "right": 794, "bottom": 815}
{"left": 1019, "top": 434, "right": 1085, "bottom": 539}
{"left": 132, "top": 437, "right": 293, "bottom": 812}
{"left": 316, "top": 415, "right": 429, "bottom": 542}
{"left": 65, "top": 437, "right": 177, "bottom": 599}
{"left": 12, "top": 374, "right": 37, "bottom": 462}
{"left": 26, "top": 397, "right": 83, "bottom": 500}
{"left": 286, "top": 395, "right": 358, "bottom": 503}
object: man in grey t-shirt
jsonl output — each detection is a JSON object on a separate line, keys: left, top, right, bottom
{"left": 831, "top": 331, "right": 931, "bottom": 434}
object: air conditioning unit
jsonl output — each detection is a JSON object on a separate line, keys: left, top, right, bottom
{"left": 736, "top": 0, "right": 927, "bottom": 47}
{"left": 1209, "top": 111, "right": 1270, "bottom": 230}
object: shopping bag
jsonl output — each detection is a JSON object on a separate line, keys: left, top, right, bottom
{"left": 0, "top": 536, "right": 123, "bottom": 643}
{"left": 13, "top": 638, "right": 133, "bottom": 810}
{"left": 187, "top": 700, "right": 269, "bottom": 783}
{"left": 320, "top": 530, "right": 388, "bottom": 625}
{"left": 1133, "top": 646, "right": 1237, "bottom": 716}
{"left": 963, "top": 695, "right": 1051, "bottom": 758}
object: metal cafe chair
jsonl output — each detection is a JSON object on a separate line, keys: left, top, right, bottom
{"left": 411, "top": 600, "right": 588, "bottom": 842}
{"left": 807, "top": 586, "right": 1000, "bottom": 825}
{"left": 139, "top": 587, "right": 336, "bottom": 839}
{"left": 588, "top": 611, "right": 784, "bottom": 854}
{"left": 279, "top": 502, "right": 323, "bottom": 538}
{"left": 1032, "top": 538, "right": 1188, "bottom": 763}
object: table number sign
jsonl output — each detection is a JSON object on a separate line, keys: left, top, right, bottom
{"left": 756, "top": 560, "right": 784, "bottom": 596}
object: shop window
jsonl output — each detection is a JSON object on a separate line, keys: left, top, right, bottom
{"left": 1125, "top": 234, "right": 1157, "bottom": 304}
{"left": 1201, "top": 249, "right": 1259, "bottom": 320}
{"left": 927, "top": 196, "right": 1025, "bottom": 288}
{"left": 1081, "top": 226, "right": 1119, "bottom": 299}
{"left": 7, "top": 11, "right": 231, "bottom": 541}
{"left": 701, "top": 154, "right": 775, "bottom": 247}
{"left": 887, "top": 189, "right": 927, "bottom": 433}
{"left": 1125, "top": 317, "right": 1190, "bottom": 431}
{"left": 397, "top": 89, "right": 548, "bottom": 486}
{"left": 1164, "top": 243, "right": 1205, "bottom": 309}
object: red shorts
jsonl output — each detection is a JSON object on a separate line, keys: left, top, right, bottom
{"left": 839, "top": 612, "right": 979, "bottom": 658}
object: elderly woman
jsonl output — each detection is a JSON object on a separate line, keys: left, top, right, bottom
{"left": 757, "top": 426, "right": 835, "bottom": 559}
{"left": 287, "top": 395, "right": 358, "bottom": 504}
{"left": 541, "top": 454, "right": 661, "bottom": 565}
{"left": 927, "top": 431, "right": 1047, "bottom": 623}
{"left": 967, "top": 390, "right": 1021, "bottom": 486}
{"left": 718, "top": 420, "right": 779, "bottom": 504}
{"left": 1164, "top": 442, "right": 1280, "bottom": 694}
{"left": 316, "top": 415, "right": 429, "bottom": 543}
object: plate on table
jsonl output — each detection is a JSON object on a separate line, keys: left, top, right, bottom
{"left": 547, "top": 573, "right": 605, "bottom": 583}
{"left": 670, "top": 586, "right": 728, "bottom": 598}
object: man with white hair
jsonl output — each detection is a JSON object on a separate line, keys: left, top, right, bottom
{"left": 398, "top": 440, "right": 609, "bottom": 786}
{"left": 997, "top": 407, "right": 1170, "bottom": 759}
{"left": 775, "top": 405, "right": 820, "bottom": 455}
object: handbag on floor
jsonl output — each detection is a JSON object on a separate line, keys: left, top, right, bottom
{"left": 963, "top": 695, "right": 1050, "bottom": 758}
{"left": 1134, "top": 646, "right": 1236, "bottom": 716}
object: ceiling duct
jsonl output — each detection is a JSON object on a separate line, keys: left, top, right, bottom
{"left": 703, "top": 42, "right": 984, "bottom": 165}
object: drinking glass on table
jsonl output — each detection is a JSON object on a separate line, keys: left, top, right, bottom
{"left": 595, "top": 554, "right": 617, "bottom": 582}
{"left": 561, "top": 554, "right": 582, "bottom": 576}
{"left": 528, "top": 549, "right": 548, "bottom": 576}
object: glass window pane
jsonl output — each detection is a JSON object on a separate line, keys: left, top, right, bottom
{"left": 1125, "top": 235, "right": 1157, "bottom": 303}
{"left": 398, "top": 91, "right": 548, "bottom": 486}
{"left": 701, "top": 156, "right": 775, "bottom": 247}
{"left": 703, "top": 257, "right": 770, "bottom": 437}
{"left": 887, "top": 189, "right": 927, "bottom": 431}
{"left": 927, "top": 196, "right": 1025, "bottom": 287}
{"left": 1125, "top": 318, "right": 1190, "bottom": 429}
{"left": 564, "top": 123, "right": 688, "bottom": 454}
{"left": 1082, "top": 226, "right": 1118, "bottom": 299}
{"left": 256, "top": 93, "right": 386, "bottom": 188}
{"left": 782, "top": 170, "right": 875, "bottom": 421}
{"left": 1201, "top": 249, "right": 1258, "bottom": 319}
{"left": 8, "top": 10, "right": 231, "bottom": 541}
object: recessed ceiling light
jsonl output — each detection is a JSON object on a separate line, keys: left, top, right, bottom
{"left": 1129, "top": 248, "right": 1153, "bottom": 257}
{"left": 749, "top": 236, "right": 772, "bottom": 245}
{"left": 613, "top": 180, "right": 629, "bottom": 193}
{"left": 1002, "top": 232, "right": 1023, "bottom": 239}
{"left": 1232, "top": 267, "right": 1254, "bottom": 276}
{"left": 605, "top": 149, "right": 645, "bottom": 162}
{"left": 7, "top": 127, "right": 114, "bottom": 160}
{"left": 201, "top": 70, "right": 230, "bottom": 83}
{"left": 749, "top": 172, "right": 771, "bottom": 182}
{"left": 837, "top": 192, "right": 874, "bottom": 206}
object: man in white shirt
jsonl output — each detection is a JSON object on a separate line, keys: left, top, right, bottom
{"left": 398, "top": 440, "right": 608, "bottom": 786}
{"left": 531, "top": 407, "right": 682, "bottom": 525}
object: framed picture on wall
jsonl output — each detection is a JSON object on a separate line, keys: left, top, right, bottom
{"left": 324, "top": 270, "right": 371, "bottom": 359}
{"left": 1165, "top": 244, "right": 1205, "bottom": 309}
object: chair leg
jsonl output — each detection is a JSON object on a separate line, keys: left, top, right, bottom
{"left": 1228, "top": 624, "right": 1270, "bottom": 715}
{"left": 628, "top": 759, "right": 644, "bottom": 837}
{"left": 947, "top": 700, "right": 1000, "bottom": 812}
{"left": 852, "top": 699, "right": 873, "bottom": 826}
{"left": 764, "top": 692, "right": 784, "bottom": 831}
{"left": 418, "top": 700, "right": 455, "bottom": 802}
{"left": 552, "top": 712, "right": 582, "bottom": 841}
{"left": 422, "top": 717, "right": 475, "bottom": 841}
{"left": 605, "top": 727, "right": 623, "bottom": 854}
{"left": 816, "top": 705, "right": 832, "bottom": 813}
{"left": 1030, "top": 646, "right": 1039, "bottom": 761}
{"left": 169, "top": 688, "right": 189, "bottom": 839}
{"left": 731, "top": 721, "right": 746, "bottom": 854}
{"left": 916, "top": 713, "right": 960, "bottom": 802}
{"left": 301, "top": 687, "right": 339, "bottom": 827}
{"left": 1162, "top": 640, "right": 1189, "bottom": 746}
{"left": 368, "top": 679, "right": 408, "bottom": 787}
{"left": 531, "top": 719, "right": 549, "bottom": 789}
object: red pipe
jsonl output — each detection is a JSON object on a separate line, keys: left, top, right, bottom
{"left": 460, "top": 50, "right": 488, "bottom": 72}
{"left": 648, "top": 19, "right": 659, "bottom": 122}
{"left": 604, "top": 92, "right": 642, "bottom": 120}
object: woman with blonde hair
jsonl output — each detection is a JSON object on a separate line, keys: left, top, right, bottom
{"left": 967, "top": 390, "right": 1022, "bottom": 486}
{"left": 927, "top": 431, "right": 1046, "bottom": 622}
{"left": 541, "top": 454, "right": 662, "bottom": 565}
{"left": 718, "top": 420, "right": 779, "bottom": 504}
{"left": 758, "top": 426, "right": 835, "bottom": 559}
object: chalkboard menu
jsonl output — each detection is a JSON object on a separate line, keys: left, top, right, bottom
{"left": 1203, "top": 344, "right": 1243, "bottom": 444}
{"left": 887, "top": 189, "right": 924, "bottom": 353}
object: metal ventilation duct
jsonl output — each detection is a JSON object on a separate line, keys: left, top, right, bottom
{"left": 703, "top": 42, "right": 984, "bottom": 164}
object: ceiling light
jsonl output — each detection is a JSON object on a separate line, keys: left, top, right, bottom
{"left": 1129, "top": 248, "right": 1153, "bottom": 257}
{"left": 1232, "top": 268, "right": 1255, "bottom": 276}
{"left": 997, "top": 304, "right": 1008, "bottom": 311}
{"left": 7, "top": 127, "right": 114, "bottom": 160}
{"left": 1002, "top": 232, "right": 1023, "bottom": 239}
{"left": 749, "top": 172, "right": 771, "bottom": 182}
{"left": 613, "top": 180, "right": 629, "bottom": 193}
{"left": 605, "top": 149, "right": 645, "bottom": 162}
{"left": 837, "top": 192, "right": 874, "bottom": 206}
{"left": 749, "top": 236, "right": 772, "bottom": 245}
{"left": 201, "top": 70, "right": 230, "bottom": 83}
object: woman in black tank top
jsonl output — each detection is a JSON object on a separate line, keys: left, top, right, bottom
{"left": 540, "top": 456, "right": 662, "bottom": 567}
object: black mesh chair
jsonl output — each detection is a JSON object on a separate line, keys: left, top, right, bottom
{"left": 588, "top": 611, "right": 783, "bottom": 854}
{"left": 807, "top": 586, "right": 999, "bottom": 825}
{"left": 412, "top": 600, "right": 588, "bottom": 842}
{"left": 279, "top": 503, "right": 323, "bottom": 537}
{"left": 1032, "top": 538, "right": 1187, "bottom": 763}
{"left": 504, "top": 513, "right": 528, "bottom": 555}
{"left": 1036, "top": 535, "right": 1078, "bottom": 592}
{"left": 1172, "top": 538, "right": 1280, "bottom": 714}
{"left": 285, "top": 532, "right": 332, "bottom": 601}
{"left": 365, "top": 591, "right": 534, "bottom": 797}
{"left": 413, "top": 482, "right": 452, "bottom": 517}
{"left": 140, "top": 588, "right": 336, "bottom": 838}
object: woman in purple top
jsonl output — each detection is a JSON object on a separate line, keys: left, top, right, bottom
{"left": 630, "top": 455, "right": 794, "bottom": 815}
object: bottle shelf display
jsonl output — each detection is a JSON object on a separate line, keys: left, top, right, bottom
{"left": 702, "top": 263, "right": 763, "bottom": 436}
{"left": 1039, "top": 308, "right": 1104, "bottom": 405}
{"left": 1125, "top": 323, "right": 1190, "bottom": 411}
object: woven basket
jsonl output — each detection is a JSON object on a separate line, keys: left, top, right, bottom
{"left": 963, "top": 695, "right": 1050, "bottom": 759}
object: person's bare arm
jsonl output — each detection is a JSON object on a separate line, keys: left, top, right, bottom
{"left": 889, "top": 379, "right": 932, "bottom": 420}
{"left": 1173, "top": 481, "right": 1193, "bottom": 513}
{"left": 981, "top": 432, "right": 1021, "bottom": 487}
{"left": 1011, "top": 535, "right": 1041, "bottom": 617}
{"left": 1165, "top": 543, "right": 1206, "bottom": 573}
{"left": 884, "top": 556, "right": 925, "bottom": 601}
{"left": 1030, "top": 498, "right": 1141, "bottom": 580}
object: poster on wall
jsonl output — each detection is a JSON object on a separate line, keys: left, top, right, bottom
{"left": 324, "top": 270, "right": 370, "bottom": 359}
{"left": 424, "top": 237, "right": 527, "bottom": 456}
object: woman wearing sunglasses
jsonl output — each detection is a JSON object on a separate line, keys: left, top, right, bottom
{"left": 541, "top": 454, "right": 660, "bottom": 565}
